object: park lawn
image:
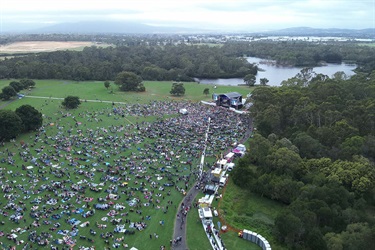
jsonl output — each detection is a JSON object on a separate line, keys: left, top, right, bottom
{"left": 220, "top": 231, "right": 261, "bottom": 250}
{"left": 0, "top": 79, "right": 255, "bottom": 249}
{"left": 0, "top": 79, "right": 254, "bottom": 105}
{"left": 0, "top": 96, "right": 198, "bottom": 249}
{"left": 209, "top": 211, "right": 261, "bottom": 250}
{"left": 358, "top": 43, "right": 375, "bottom": 47}
{"left": 218, "top": 178, "right": 287, "bottom": 250}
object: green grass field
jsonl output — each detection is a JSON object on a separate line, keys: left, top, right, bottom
{"left": 358, "top": 43, "right": 375, "bottom": 47}
{"left": 219, "top": 178, "right": 287, "bottom": 250}
{"left": 0, "top": 79, "right": 256, "bottom": 249}
{"left": 0, "top": 79, "right": 253, "bottom": 106}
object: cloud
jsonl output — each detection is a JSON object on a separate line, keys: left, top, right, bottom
{"left": 1, "top": 0, "right": 373, "bottom": 30}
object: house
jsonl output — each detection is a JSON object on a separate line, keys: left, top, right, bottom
{"left": 212, "top": 92, "right": 243, "bottom": 109}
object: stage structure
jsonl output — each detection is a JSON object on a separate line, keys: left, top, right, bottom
{"left": 212, "top": 92, "right": 243, "bottom": 109}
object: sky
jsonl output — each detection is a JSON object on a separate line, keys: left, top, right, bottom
{"left": 0, "top": 0, "right": 374, "bottom": 32}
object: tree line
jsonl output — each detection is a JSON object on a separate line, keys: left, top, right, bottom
{"left": 0, "top": 44, "right": 257, "bottom": 81}
{"left": 222, "top": 41, "right": 375, "bottom": 72}
{"left": 232, "top": 70, "right": 375, "bottom": 249}
{"left": 0, "top": 79, "right": 35, "bottom": 100}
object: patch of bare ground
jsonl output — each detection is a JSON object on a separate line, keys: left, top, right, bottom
{"left": 0, "top": 41, "right": 104, "bottom": 53}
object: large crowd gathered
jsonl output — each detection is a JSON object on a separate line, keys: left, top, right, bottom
{"left": 0, "top": 100, "right": 250, "bottom": 249}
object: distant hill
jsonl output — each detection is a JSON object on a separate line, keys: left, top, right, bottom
{"left": 33, "top": 20, "right": 199, "bottom": 34}
{"left": 7, "top": 22, "right": 375, "bottom": 37}
{"left": 260, "top": 27, "right": 375, "bottom": 38}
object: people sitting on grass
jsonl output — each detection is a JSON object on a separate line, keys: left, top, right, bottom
{"left": 0, "top": 100, "right": 249, "bottom": 248}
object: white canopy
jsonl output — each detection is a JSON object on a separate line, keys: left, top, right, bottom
{"left": 179, "top": 108, "right": 188, "bottom": 115}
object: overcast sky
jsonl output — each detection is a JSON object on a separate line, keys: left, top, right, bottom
{"left": 0, "top": 0, "right": 374, "bottom": 31}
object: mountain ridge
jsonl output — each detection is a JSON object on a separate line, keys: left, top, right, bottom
{"left": 4, "top": 21, "right": 374, "bottom": 37}
{"left": 32, "top": 20, "right": 201, "bottom": 34}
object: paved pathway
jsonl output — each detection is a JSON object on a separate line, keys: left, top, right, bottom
{"left": 0, "top": 99, "right": 17, "bottom": 109}
{"left": 24, "top": 95, "right": 129, "bottom": 105}
{"left": 172, "top": 185, "right": 201, "bottom": 250}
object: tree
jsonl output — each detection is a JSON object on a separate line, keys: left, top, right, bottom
{"left": 15, "top": 105, "right": 43, "bottom": 132}
{"left": 104, "top": 81, "right": 111, "bottom": 90}
{"left": 19, "top": 79, "right": 36, "bottom": 88}
{"left": 246, "top": 134, "right": 272, "bottom": 165}
{"left": 333, "top": 71, "right": 347, "bottom": 81}
{"left": 203, "top": 88, "right": 210, "bottom": 96}
{"left": 9, "top": 81, "right": 23, "bottom": 92}
{"left": 114, "top": 71, "right": 144, "bottom": 92}
{"left": 170, "top": 82, "right": 185, "bottom": 96}
{"left": 260, "top": 78, "right": 269, "bottom": 86}
{"left": 275, "top": 209, "right": 304, "bottom": 247}
{"left": 1, "top": 86, "right": 17, "bottom": 100}
{"left": 306, "top": 228, "right": 328, "bottom": 250}
{"left": 293, "top": 132, "right": 325, "bottom": 159}
{"left": 266, "top": 147, "right": 303, "bottom": 177}
{"left": 244, "top": 74, "right": 256, "bottom": 87}
{"left": 62, "top": 96, "right": 81, "bottom": 109}
{"left": 0, "top": 110, "right": 23, "bottom": 141}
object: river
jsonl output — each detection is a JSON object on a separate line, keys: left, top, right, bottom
{"left": 195, "top": 57, "right": 357, "bottom": 86}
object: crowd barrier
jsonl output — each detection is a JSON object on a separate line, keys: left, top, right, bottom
{"left": 240, "top": 229, "right": 271, "bottom": 250}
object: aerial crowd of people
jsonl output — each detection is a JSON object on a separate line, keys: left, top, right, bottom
{"left": 0, "top": 100, "right": 250, "bottom": 249}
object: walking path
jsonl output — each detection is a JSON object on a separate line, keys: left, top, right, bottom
{"left": 172, "top": 118, "right": 211, "bottom": 250}
{"left": 0, "top": 99, "right": 17, "bottom": 109}
{"left": 1, "top": 95, "right": 130, "bottom": 110}
{"left": 24, "top": 95, "right": 129, "bottom": 105}
{"left": 171, "top": 115, "right": 253, "bottom": 250}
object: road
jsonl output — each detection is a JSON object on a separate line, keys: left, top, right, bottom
{"left": 171, "top": 116, "right": 253, "bottom": 250}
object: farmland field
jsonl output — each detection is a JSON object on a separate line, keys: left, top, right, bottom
{"left": 0, "top": 80, "right": 253, "bottom": 249}
{"left": 0, "top": 41, "right": 112, "bottom": 54}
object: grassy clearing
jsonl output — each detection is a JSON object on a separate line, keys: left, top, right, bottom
{"left": 219, "top": 178, "right": 287, "bottom": 250}
{"left": 0, "top": 79, "right": 254, "bottom": 249}
{"left": 358, "top": 43, "right": 375, "bottom": 47}
{"left": 0, "top": 79, "right": 254, "bottom": 107}
{"left": 220, "top": 231, "right": 261, "bottom": 250}
{"left": 1, "top": 98, "right": 189, "bottom": 249}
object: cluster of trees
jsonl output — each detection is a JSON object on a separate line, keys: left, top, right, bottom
{"left": 0, "top": 44, "right": 257, "bottom": 81}
{"left": 250, "top": 69, "right": 375, "bottom": 160}
{"left": 233, "top": 134, "right": 375, "bottom": 249}
{"left": 232, "top": 69, "right": 375, "bottom": 249}
{"left": 0, "top": 105, "right": 43, "bottom": 141}
{"left": 222, "top": 41, "right": 375, "bottom": 73}
{"left": 0, "top": 79, "right": 35, "bottom": 100}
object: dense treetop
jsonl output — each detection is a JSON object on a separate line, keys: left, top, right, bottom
{"left": 232, "top": 70, "right": 375, "bottom": 249}
{"left": 0, "top": 44, "right": 257, "bottom": 81}
{"left": 222, "top": 41, "right": 375, "bottom": 72}
{"left": 250, "top": 70, "right": 375, "bottom": 159}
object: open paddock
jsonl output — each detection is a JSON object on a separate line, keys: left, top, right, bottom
{"left": 0, "top": 41, "right": 112, "bottom": 54}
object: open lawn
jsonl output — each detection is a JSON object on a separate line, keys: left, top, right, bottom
{"left": 0, "top": 41, "right": 112, "bottom": 54}
{"left": 0, "top": 79, "right": 254, "bottom": 249}
{"left": 0, "top": 79, "right": 254, "bottom": 107}
{"left": 219, "top": 178, "right": 287, "bottom": 250}
{"left": 358, "top": 43, "right": 375, "bottom": 47}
